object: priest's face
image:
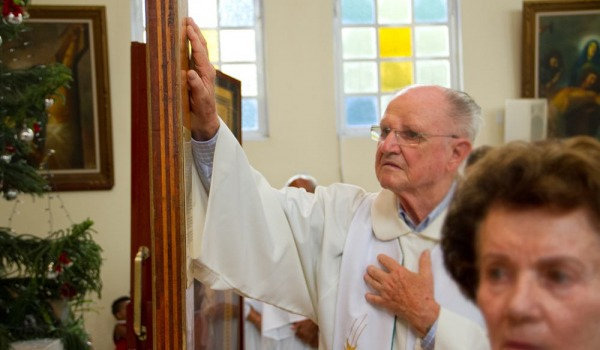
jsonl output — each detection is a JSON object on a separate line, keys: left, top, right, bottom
{"left": 476, "top": 204, "right": 600, "bottom": 350}
{"left": 374, "top": 86, "right": 462, "bottom": 198}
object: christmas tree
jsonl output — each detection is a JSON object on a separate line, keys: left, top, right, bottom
{"left": 0, "top": 1, "right": 102, "bottom": 349}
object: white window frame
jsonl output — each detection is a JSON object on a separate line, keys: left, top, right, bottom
{"left": 242, "top": 0, "right": 268, "bottom": 140}
{"left": 129, "top": 0, "right": 268, "bottom": 140}
{"left": 333, "top": 0, "right": 463, "bottom": 137}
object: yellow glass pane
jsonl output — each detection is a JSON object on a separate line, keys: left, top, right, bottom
{"left": 202, "top": 29, "right": 220, "bottom": 63}
{"left": 379, "top": 27, "right": 411, "bottom": 58}
{"left": 380, "top": 61, "right": 413, "bottom": 92}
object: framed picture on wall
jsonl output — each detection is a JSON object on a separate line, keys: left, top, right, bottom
{"left": 522, "top": 1, "right": 600, "bottom": 140}
{"left": 215, "top": 70, "right": 242, "bottom": 144}
{"left": 1, "top": 6, "right": 113, "bottom": 191}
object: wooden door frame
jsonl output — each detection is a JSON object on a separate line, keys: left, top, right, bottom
{"left": 145, "top": 0, "right": 190, "bottom": 347}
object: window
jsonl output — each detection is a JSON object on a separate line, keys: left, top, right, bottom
{"left": 189, "top": 0, "right": 267, "bottom": 139}
{"left": 335, "top": 0, "right": 460, "bottom": 136}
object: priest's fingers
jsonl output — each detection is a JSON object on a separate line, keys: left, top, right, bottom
{"left": 377, "top": 253, "right": 404, "bottom": 272}
{"left": 185, "top": 17, "right": 219, "bottom": 140}
{"left": 418, "top": 250, "right": 433, "bottom": 281}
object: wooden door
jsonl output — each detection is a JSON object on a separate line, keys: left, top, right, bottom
{"left": 129, "top": 41, "right": 153, "bottom": 349}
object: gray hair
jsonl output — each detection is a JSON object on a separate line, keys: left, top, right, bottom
{"left": 443, "top": 88, "right": 482, "bottom": 142}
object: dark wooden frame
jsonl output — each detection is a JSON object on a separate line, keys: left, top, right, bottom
{"left": 27, "top": 6, "right": 113, "bottom": 191}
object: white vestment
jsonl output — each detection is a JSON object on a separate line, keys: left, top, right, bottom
{"left": 261, "top": 303, "right": 316, "bottom": 350}
{"left": 191, "top": 120, "right": 489, "bottom": 350}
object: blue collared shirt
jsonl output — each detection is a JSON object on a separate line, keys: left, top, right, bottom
{"left": 396, "top": 182, "right": 457, "bottom": 350}
{"left": 398, "top": 181, "right": 457, "bottom": 233}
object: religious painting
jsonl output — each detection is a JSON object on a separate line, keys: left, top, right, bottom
{"left": 522, "top": 1, "right": 600, "bottom": 139}
{"left": 1, "top": 6, "right": 113, "bottom": 190}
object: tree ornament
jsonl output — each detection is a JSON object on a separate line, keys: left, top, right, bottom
{"left": 60, "top": 283, "right": 77, "bottom": 299}
{"left": 3, "top": 145, "right": 16, "bottom": 162}
{"left": 5, "top": 188, "right": 18, "bottom": 200}
{"left": 6, "top": 12, "right": 22, "bottom": 24}
{"left": 33, "top": 121, "right": 41, "bottom": 134}
{"left": 3, "top": 0, "right": 25, "bottom": 24}
{"left": 45, "top": 97, "right": 54, "bottom": 109}
{"left": 58, "top": 251, "right": 73, "bottom": 267}
{"left": 19, "top": 127, "right": 34, "bottom": 141}
{"left": 46, "top": 262, "right": 57, "bottom": 279}
{"left": 4, "top": 115, "right": 16, "bottom": 129}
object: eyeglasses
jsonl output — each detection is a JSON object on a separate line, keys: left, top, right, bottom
{"left": 370, "top": 125, "right": 459, "bottom": 147}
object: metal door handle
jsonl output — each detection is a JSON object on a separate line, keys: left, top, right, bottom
{"left": 134, "top": 246, "right": 150, "bottom": 341}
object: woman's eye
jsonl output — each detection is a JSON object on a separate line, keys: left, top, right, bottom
{"left": 484, "top": 265, "right": 509, "bottom": 283}
{"left": 544, "top": 268, "right": 572, "bottom": 286}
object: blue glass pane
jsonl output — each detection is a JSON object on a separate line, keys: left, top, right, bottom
{"left": 220, "top": 0, "right": 255, "bottom": 27}
{"left": 345, "top": 96, "right": 379, "bottom": 126}
{"left": 341, "top": 0, "right": 375, "bottom": 25}
{"left": 242, "top": 98, "right": 258, "bottom": 131}
{"left": 414, "top": 0, "right": 447, "bottom": 23}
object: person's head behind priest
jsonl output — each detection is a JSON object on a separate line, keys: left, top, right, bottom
{"left": 286, "top": 173, "right": 317, "bottom": 194}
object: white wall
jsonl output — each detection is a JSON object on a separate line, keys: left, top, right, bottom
{"left": 0, "top": 0, "right": 526, "bottom": 349}
{"left": 461, "top": 0, "right": 525, "bottom": 146}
